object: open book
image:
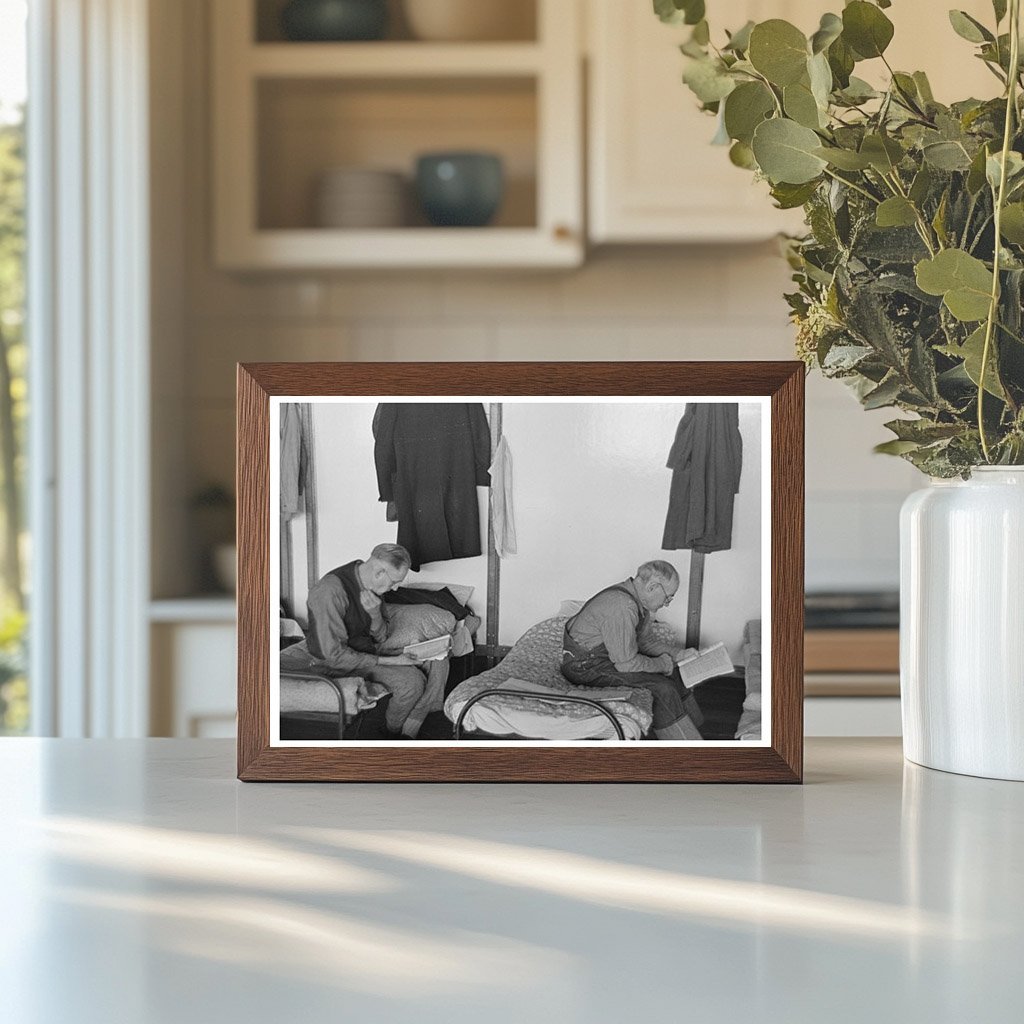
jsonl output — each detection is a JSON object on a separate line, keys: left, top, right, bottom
{"left": 677, "top": 642, "right": 734, "bottom": 687}
{"left": 403, "top": 634, "right": 452, "bottom": 662}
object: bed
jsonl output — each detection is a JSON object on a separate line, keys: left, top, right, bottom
{"left": 443, "top": 615, "right": 680, "bottom": 740}
{"left": 444, "top": 614, "right": 763, "bottom": 742}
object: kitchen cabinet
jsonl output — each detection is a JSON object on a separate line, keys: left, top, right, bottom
{"left": 211, "top": 0, "right": 583, "bottom": 269}
{"left": 586, "top": 0, "right": 999, "bottom": 244}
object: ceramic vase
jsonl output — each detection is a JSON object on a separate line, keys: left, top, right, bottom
{"left": 900, "top": 467, "right": 1024, "bottom": 781}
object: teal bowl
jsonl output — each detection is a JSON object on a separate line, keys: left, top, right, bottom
{"left": 281, "top": 0, "right": 388, "bottom": 42}
{"left": 415, "top": 153, "right": 505, "bottom": 228}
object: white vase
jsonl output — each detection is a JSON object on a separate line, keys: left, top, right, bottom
{"left": 900, "top": 467, "right": 1024, "bottom": 780}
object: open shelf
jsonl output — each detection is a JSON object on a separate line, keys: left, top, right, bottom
{"left": 248, "top": 42, "right": 544, "bottom": 77}
{"left": 254, "top": 0, "right": 538, "bottom": 44}
{"left": 256, "top": 76, "right": 537, "bottom": 232}
{"left": 213, "top": 0, "right": 581, "bottom": 268}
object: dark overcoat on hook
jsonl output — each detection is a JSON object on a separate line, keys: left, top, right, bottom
{"left": 662, "top": 403, "right": 743, "bottom": 554}
{"left": 374, "top": 403, "right": 491, "bottom": 570}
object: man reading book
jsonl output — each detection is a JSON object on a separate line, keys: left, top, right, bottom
{"left": 561, "top": 560, "right": 704, "bottom": 740}
{"left": 280, "top": 542, "right": 447, "bottom": 738}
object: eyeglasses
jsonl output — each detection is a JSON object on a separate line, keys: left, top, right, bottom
{"left": 655, "top": 581, "right": 677, "bottom": 606}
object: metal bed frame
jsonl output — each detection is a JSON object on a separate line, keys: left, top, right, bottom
{"left": 452, "top": 688, "right": 626, "bottom": 741}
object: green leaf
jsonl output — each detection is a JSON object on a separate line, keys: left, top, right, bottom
{"left": 682, "top": 57, "right": 736, "bottom": 104}
{"left": 810, "top": 12, "right": 843, "bottom": 54}
{"left": 653, "top": 0, "right": 705, "bottom": 26}
{"left": 692, "top": 19, "right": 710, "bottom": 45}
{"left": 1000, "top": 203, "right": 1024, "bottom": 245}
{"left": 770, "top": 180, "right": 820, "bottom": 209}
{"left": 922, "top": 140, "right": 973, "bottom": 171}
{"left": 885, "top": 418, "right": 963, "bottom": 443}
{"left": 842, "top": 1, "right": 895, "bottom": 59}
{"left": 729, "top": 140, "right": 757, "bottom": 169}
{"left": 724, "top": 20, "right": 755, "bottom": 53}
{"left": 967, "top": 144, "right": 991, "bottom": 194}
{"left": 808, "top": 52, "right": 833, "bottom": 110}
{"left": 932, "top": 190, "right": 950, "bottom": 247}
{"left": 993, "top": 0, "right": 1008, "bottom": 24}
{"left": 813, "top": 146, "right": 872, "bottom": 170}
{"left": 909, "top": 164, "right": 933, "bottom": 205}
{"left": 748, "top": 20, "right": 809, "bottom": 87}
{"left": 986, "top": 150, "right": 1024, "bottom": 191}
{"left": 948, "top": 10, "right": 994, "bottom": 44}
{"left": 912, "top": 71, "right": 935, "bottom": 104}
{"left": 827, "top": 35, "right": 856, "bottom": 89}
{"left": 723, "top": 81, "right": 775, "bottom": 144}
{"left": 862, "top": 374, "right": 903, "bottom": 409}
{"left": 915, "top": 249, "right": 994, "bottom": 322}
{"left": 939, "top": 325, "right": 1006, "bottom": 398}
{"left": 784, "top": 80, "right": 824, "bottom": 129}
{"left": 860, "top": 133, "right": 904, "bottom": 173}
{"left": 751, "top": 118, "right": 828, "bottom": 184}
{"left": 837, "top": 76, "right": 879, "bottom": 104}
{"left": 876, "top": 197, "right": 918, "bottom": 228}
{"left": 874, "top": 439, "right": 922, "bottom": 455}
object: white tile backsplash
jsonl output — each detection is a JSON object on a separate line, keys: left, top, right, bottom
{"left": 182, "top": 248, "right": 918, "bottom": 592}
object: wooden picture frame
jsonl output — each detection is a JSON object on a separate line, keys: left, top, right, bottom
{"left": 237, "top": 362, "right": 804, "bottom": 782}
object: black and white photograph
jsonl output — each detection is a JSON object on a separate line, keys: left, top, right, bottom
{"left": 271, "top": 396, "right": 769, "bottom": 746}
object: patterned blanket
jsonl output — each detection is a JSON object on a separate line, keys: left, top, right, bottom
{"left": 444, "top": 616, "right": 688, "bottom": 739}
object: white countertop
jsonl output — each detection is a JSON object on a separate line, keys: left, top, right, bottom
{"left": 1, "top": 737, "right": 1020, "bottom": 1023}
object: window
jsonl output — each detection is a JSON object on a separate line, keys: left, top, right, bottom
{"left": 0, "top": 0, "right": 28, "bottom": 734}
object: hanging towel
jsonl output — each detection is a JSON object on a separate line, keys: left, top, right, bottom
{"left": 374, "top": 403, "right": 491, "bottom": 570}
{"left": 280, "top": 403, "right": 304, "bottom": 518}
{"left": 489, "top": 434, "right": 518, "bottom": 557}
{"left": 662, "top": 403, "right": 743, "bottom": 553}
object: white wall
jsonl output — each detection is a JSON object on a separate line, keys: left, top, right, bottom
{"left": 499, "top": 402, "right": 761, "bottom": 658}
{"left": 307, "top": 401, "right": 489, "bottom": 622}
{"left": 304, "top": 399, "right": 761, "bottom": 660}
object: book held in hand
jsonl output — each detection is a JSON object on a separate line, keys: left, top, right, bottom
{"left": 403, "top": 634, "right": 452, "bottom": 662}
{"left": 677, "top": 641, "right": 734, "bottom": 686}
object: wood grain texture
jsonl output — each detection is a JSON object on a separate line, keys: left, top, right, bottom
{"left": 804, "top": 629, "right": 899, "bottom": 673}
{"left": 236, "top": 361, "right": 805, "bottom": 783}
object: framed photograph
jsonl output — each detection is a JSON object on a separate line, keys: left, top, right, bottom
{"left": 237, "top": 362, "right": 803, "bottom": 782}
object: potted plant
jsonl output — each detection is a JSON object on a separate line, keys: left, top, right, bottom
{"left": 658, "top": 0, "right": 1024, "bottom": 779}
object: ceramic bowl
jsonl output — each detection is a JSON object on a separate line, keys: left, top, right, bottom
{"left": 281, "top": 0, "right": 388, "bottom": 42}
{"left": 414, "top": 152, "right": 504, "bottom": 227}
{"left": 403, "top": 0, "right": 532, "bottom": 41}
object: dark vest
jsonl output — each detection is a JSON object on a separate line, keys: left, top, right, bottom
{"left": 326, "top": 560, "right": 377, "bottom": 654}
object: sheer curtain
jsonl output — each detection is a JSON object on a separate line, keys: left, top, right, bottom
{"left": 29, "top": 0, "right": 150, "bottom": 736}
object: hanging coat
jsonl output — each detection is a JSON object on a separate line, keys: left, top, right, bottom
{"left": 374, "top": 403, "right": 491, "bottom": 571}
{"left": 662, "top": 403, "right": 743, "bottom": 554}
{"left": 280, "top": 403, "right": 305, "bottom": 518}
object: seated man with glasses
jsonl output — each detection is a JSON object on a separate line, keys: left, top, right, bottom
{"left": 560, "top": 560, "right": 703, "bottom": 740}
{"left": 280, "top": 543, "right": 442, "bottom": 739}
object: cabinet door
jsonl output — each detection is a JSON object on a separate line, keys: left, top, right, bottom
{"left": 588, "top": 0, "right": 1000, "bottom": 245}
{"left": 587, "top": 0, "right": 810, "bottom": 242}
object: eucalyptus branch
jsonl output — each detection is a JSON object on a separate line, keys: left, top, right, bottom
{"left": 822, "top": 167, "right": 881, "bottom": 205}
{"left": 978, "top": 0, "right": 1021, "bottom": 461}
{"left": 883, "top": 170, "right": 938, "bottom": 255}
{"left": 969, "top": 213, "right": 994, "bottom": 254}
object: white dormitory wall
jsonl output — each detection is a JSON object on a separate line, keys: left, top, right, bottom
{"left": 499, "top": 402, "right": 762, "bottom": 657}
{"left": 151, "top": 0, "right": 921, "bottom": 601}
{"left": 302, "top": 402, "right": 761, "bottom": 659}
